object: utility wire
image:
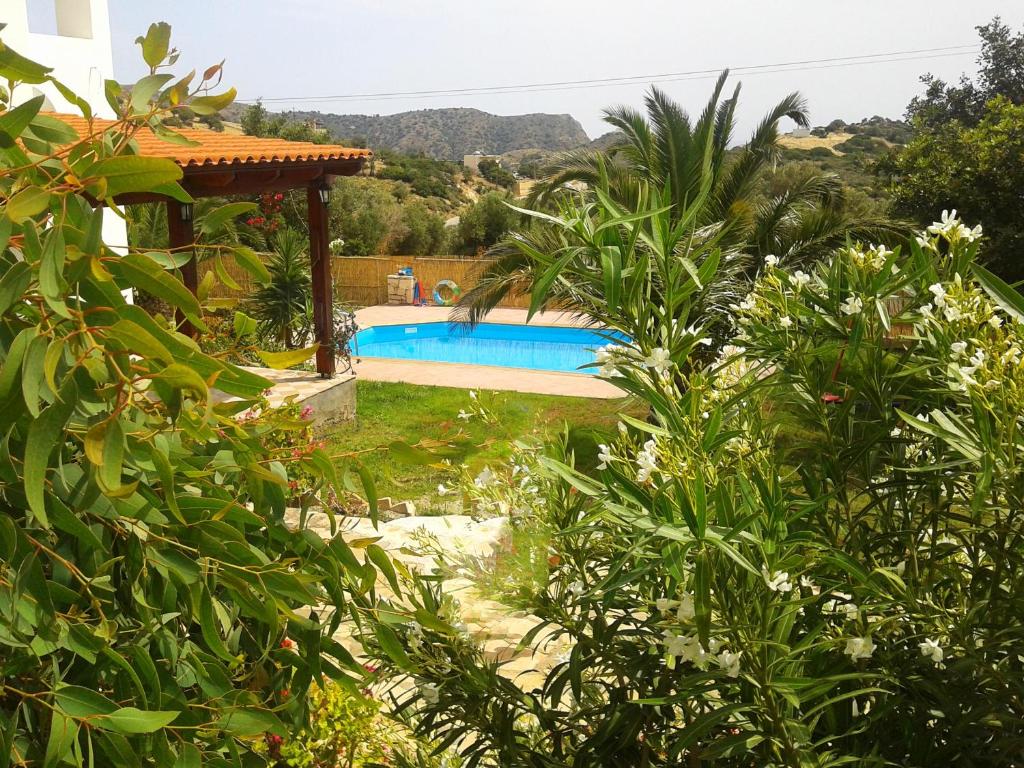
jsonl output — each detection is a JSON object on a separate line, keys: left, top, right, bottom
{"left": 238, "top": 44, "right": 979, "bottom": 105}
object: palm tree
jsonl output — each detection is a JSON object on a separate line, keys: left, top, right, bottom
{"left": 455, "top": 71, "right": 905, "bottom": 323}
{"left": 245, "top": 229, "right": 312, "bottom": 349}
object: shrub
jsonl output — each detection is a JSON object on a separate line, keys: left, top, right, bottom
{"left": 0, "top": 25, "right": 382, "bottom": 766}
{"left": 363, "top": 204, "right": 1024, "bottom": 766}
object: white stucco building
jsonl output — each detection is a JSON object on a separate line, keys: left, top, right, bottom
{"left": 2, "top": 0, "right": 127, "bottom": 249}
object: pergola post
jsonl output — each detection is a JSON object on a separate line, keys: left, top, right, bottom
{"left": 307, "top": 184, "right": 335, "bottom": 377}
{"left": 166, "top": 200, "right": 198, "bottom": 337}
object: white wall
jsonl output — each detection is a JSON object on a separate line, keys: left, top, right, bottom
{"left": 2, "top": 0, "right": 129, "bottom": 254}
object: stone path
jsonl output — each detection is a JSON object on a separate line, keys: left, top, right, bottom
{"left": 286, "top": 511, "right": 565, "bottom": 691}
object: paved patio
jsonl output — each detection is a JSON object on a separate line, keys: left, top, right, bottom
{"left": 351, "top": 306, "right": 625, "bottom": 399}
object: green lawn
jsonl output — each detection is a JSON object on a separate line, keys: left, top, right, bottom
{"left": 323, "top": 380, "right": 641, "bottom": 514}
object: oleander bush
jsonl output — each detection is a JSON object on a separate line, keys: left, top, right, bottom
{"left": 0, "top": 25, "right": 386, "bottom": 767}
{"left": 362, "top": 193, "right": 1024, "bottom": 765}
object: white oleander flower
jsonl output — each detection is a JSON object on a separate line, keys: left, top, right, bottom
{"left": 474, "top": 467, "right": 494, "bottom": 488}
{"left": 457, "top": 409, "right": 471, "bottom": 421}
{"left": 636, "top": 439, "right": 659, "bottom": 483}
{"left": 644, "top": 347, "right": 672, "bottom": 377}
{"left": 662, "top": 631, "right": 691, "bottom": 658}
{"left": 844, "top": 636, "right": 876, "bottom": 661}
{"left": 799, "top": 575, "right": 819, "bottom": 595}
{"left": 928, "top": 283, "right": 947, "bottom": 307}
{"left": 762, "top": 567, "right": 793, "bottom": 593}
{"left": 950, "top": 341, "right": 968, "bottom": 357}
{"left": 437, "top": 484, "right": 449, "bottom": 496}
{"left": 655, "top": 597, "right": 678, "bottom": 613}
{"left": 960, "top": 222, "right": 983, "bottom": 242}
{"left": 919, "top": 638, "right": 944, "bottom": 664}
{"left": 716, "top": 649, "right": 742, "bottom": 678}
{"left": 988, "top": 314, "right": 1003, "bottom": 329}
{"left": 419, "top": 683, "right": 440, "bottom": 705}
{"left": 927, "top": 209, "right": 958, "bottom": 236}
{"left": 840, "top": 295, "right": 863, "bottom": 316}
{"left": 943, "top": 303, "right": 962, "bottom": 322}
{"left": 780, "top": 315, "right": 793, "bottom": 328}
{"left": 597, "top": 444, "right": 613, "bottom": 470}
{"left": 824, "top": 592, "right": 859, "bottom": 620}
{"left": 676, "top": 592, "right": 696, "bottom": 622}
{"left": 739, "top": 295, "right": 756, "bottom": 311}
{"left": 791, "top": 270, "right": 811, "bottom": 289}
{"left": 765, "top": 254, "right": 779, "bottom": 267}
{"left": 468, "top": 390, "right": 477, "bottom": 400}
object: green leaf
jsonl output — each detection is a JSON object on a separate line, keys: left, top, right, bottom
{"left": 98, "top": 418, "right": 125, "bottom": 493}
{"left": 156, "top": 363, "right": 209, "bottom": 400}
{"left": 232, "top": 246, "right": 271, "bottom": 283}
{"left": 199, "top": 590, "right": 236, "bottom": 663}
{"left": 233, "top": 311, "right": 257, "bottom": 338}
{"left": 43, "top": 712, "right": 77, "bottom": 768}
{"left": 0, "top": 40, "right": 52, "bottom": 83}
{"left": 256, "top": 344, "right": 318, "bottom": 370}
{"left": 136, "top": 22, "right": 172, "bottom": 70}
{"left": 374, "top": 624, "right": 412, "bottom": 670}
{"left": 84, "top": 155, "right": 183, "bottom": 200}
{"left": 388, "top": 440, "right": 435, "bottom": 465}
{"left": 6, "top": 186, "right": 51, "bottom": 222}
{"left": 24, "top": 377, "right": 77, "bottom": 528}
{"left": 26, "top": 114, "right": 79, "bottom": 145}
{"left": 366, "top": 544, "right": 401, "bottom": 596}
{"left": 356, "top": 463, "right": 378, "bottom": 525}
{"left": 113, "top": 253, "right": 205, "bottom": 331}
{"left": 129, "top": 73, "right": 174, "bottom": 112}
{"left": 101, "top": 708, "right": 179, "bottom": 735}
{"left": 106, "top": 318, "right": 174, "bottom": 364}
{"left": 20, "top": 333, "right": 47, "bottom": 417}
{"left": 188, "top": 88, "right": 237, "bottom": 116}
{"left": 200, "top": 201, "right": 257, "bottom": 235}
{"left": 0, "top": 261, "right": 30, "bottom": 315}
{"left": 54, "top": 686, "right": 117, "bottom": 718}
{"left": 972, "top": 263, "right": 1024, "bottom": 322}
{"left": 214, "top": 707, "right": 286, "bottom": 737}
{"left": 0, "top": 95, "right": 44, "bottom": 147}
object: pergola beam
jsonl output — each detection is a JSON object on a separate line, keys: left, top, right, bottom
{"left": 165, "top": 199, "right": 198, "bottom": 337}
{"left": 307, "top": 185, "right": 335, "bottom": 377}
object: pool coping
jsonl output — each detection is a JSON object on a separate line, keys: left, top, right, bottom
{"left": 351, "top": 306, "right": 625, "bottom": 399}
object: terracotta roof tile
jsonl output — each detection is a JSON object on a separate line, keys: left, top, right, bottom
{"left": 50, "top": 113, "right": 372, "bottom": 168}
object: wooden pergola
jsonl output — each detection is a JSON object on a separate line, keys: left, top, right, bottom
{"left": 56, "top": 115, "right": 372, "bottom": 377}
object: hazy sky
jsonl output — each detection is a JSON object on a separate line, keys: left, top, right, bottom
{"left": 109, "top": 1, "right": 1023, "bottom": 140}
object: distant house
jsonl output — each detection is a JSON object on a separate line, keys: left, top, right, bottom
{"left": 463, "top": 150, "right": 501, "bottom": 174}
{"left": 789, "top": 127, "right": 812, "bottom": 139}
{"left": 3, "top": 0, "right": 127, "bottom": 252}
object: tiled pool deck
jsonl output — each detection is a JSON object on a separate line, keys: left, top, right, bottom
{"left": 351, "top": 306, "right": 625, "bottom": 399}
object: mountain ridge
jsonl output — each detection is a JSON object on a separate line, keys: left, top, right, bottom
{"left": 254, "top": 106, "right": 591, "bottom": 160}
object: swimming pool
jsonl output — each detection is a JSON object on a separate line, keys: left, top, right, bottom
{"left": 354, "top": 322, "right": 618, "bottom": 374}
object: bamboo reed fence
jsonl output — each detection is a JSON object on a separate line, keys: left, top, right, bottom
{"left": 210, "top": 255, "right": 530, "bottom": 309}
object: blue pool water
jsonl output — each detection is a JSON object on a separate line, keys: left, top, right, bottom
{"left": 354, "top": 322, "right": 618, "bottom": 373}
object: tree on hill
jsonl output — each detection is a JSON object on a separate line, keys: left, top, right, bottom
{"left": 884, "top": 17, "right": 1024, "bottom": 279}
{"left": 906, "top": 17, "right": 1024, "bottom": 129}
{"left": 477, "top": 157, "right": 515, "bottom": 189}
{"left": 240, "top": 99, "right": 332, "bottom": 144}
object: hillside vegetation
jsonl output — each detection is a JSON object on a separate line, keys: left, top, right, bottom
{"left": 272, "top": 106, "right": 590, "bottom": 160}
